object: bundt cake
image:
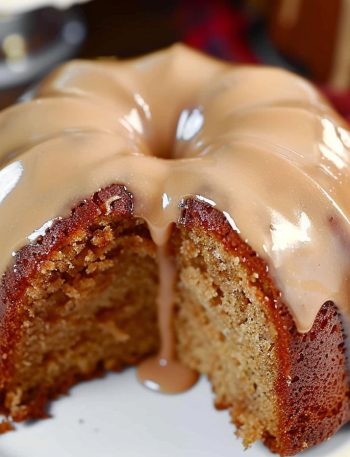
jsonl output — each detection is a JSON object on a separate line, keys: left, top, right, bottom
{"left": 269, "top": 0, "right": 350, "bottom": 90}
{"left": 0, "top": 44, "right": 350, "bottom": 456}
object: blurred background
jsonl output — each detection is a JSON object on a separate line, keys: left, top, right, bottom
{"left": 0, "top": 0, "right": 349, "bottom": 118}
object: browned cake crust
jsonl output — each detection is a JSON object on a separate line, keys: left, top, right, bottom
{"left": 179, "top": 199, "right": 350, "bottom": 455}
{"left": 0, "top": 184, "right": 136, "bottom": 419}
{"left": 0, "top": 184, "right": 349, "bottom": 455}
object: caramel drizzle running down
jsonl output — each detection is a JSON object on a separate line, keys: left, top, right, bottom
{"left": 137, "top": 244, "right": 199, "bottom": 393}
{"left": 1, "top": 45, "right": 350, "bottom": 393}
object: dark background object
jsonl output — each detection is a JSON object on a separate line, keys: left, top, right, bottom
{"left": 1, "top": 0, "right": 350, "bottom": 121}
{"left": 0, "top": 7, "right": 85, "bottom": 90}
{"left": 81, "top": 0, "right": 179, "bottom": 58}
{"left": 0, "top": 0, "right": 179, "bottom": 109}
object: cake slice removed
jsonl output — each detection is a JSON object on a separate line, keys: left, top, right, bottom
{"left": 0, "top": 185, "right": 348, "bottom": 456}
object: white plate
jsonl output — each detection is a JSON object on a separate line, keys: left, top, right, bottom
{"left": 0, "top": 369, "right": 349, "bottom": 457}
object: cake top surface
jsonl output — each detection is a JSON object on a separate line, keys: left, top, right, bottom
{"left": 1, "top": 44, "right": 350, "bottom": 332}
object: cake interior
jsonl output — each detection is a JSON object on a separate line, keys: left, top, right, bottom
{"left": 1, "top": 210, "right": 279, "bottom": 448}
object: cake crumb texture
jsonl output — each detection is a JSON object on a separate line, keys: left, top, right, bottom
{"left": 0, "top": 187, "right": 349, "bottom": 456}
{"left": 1, "top": 215, "right": 159, "bottom": 421}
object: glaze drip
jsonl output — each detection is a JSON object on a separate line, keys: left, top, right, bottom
{"left": 1, "top": 45, "right": 350, "bottom": 378}
{"left": 137, "top": 244, "right": 199, "bottom": 393}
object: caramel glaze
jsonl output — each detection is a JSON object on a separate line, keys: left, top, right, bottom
{"left": 1, "top": 44, "right": 350, "bottom": 393}
{"left": 137, "top": 244, "right": 199, "bottom": 393}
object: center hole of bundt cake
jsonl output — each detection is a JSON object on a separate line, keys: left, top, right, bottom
{"left": 149, "top": 107, "right": 204, "bottom": 159}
